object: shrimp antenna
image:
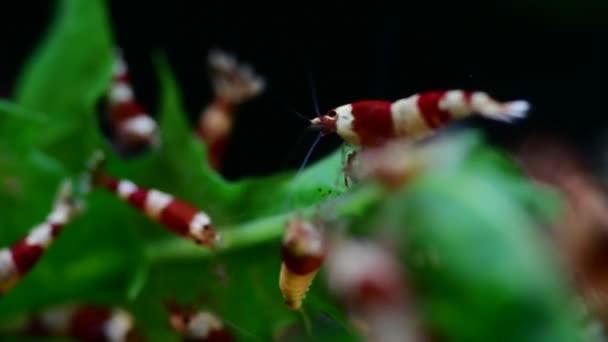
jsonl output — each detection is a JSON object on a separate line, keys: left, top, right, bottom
{"left": 298, "top": 133, "right": 322, "bottom": 175}
{"left": 307, "top": 71, "right": 321, "bottom": 116}
{"left": 266, "top": 90, "right": 311, "bottom": 122}
{"left": 292, "top": 110, "right": 311, "bottom": 122}
{"left": 283, "top": 133, "right": 323, "bottom": 210}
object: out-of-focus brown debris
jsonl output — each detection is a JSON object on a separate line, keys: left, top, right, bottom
{"left": 516, "top": 135, "right": 608, "bottom": 325}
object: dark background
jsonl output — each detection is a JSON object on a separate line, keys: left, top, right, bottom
{"left": 1, "top": 1, "right": 607, "bottom": 180}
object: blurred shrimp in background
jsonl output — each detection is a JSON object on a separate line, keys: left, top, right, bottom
{"left": 517, "top": 135, "right": 608, "bottom": 329}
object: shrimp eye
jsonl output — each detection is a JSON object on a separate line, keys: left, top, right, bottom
{"left": 327, "top": 110, "right": 337, "bottom": 118}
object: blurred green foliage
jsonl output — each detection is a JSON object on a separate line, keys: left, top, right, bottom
{"left": 0, "top": 0, "right": 593, "bottom": 341}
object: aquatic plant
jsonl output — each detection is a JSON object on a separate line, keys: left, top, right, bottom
{"left": 0, "top": 0, "right": 595, "bottom": 341}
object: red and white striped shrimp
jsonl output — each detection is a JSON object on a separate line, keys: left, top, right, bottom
{"left": 517, "top": 136, "right": 608, "bottom": 323}
{"left": 94, "top": 173, "right": 218, "bottom": 247}
{"left": 105, "top": 48, "right": 159, "bottom": 155}
{"left": 326, "top": 236, "right": 419, "bottom": 342}
{"left": 0, "top": 303, "right": 143, "bottom": 342}
{"left": 166, "top": 302, "right": 233, "bottom": 342}
{"left": 197, "top": 49, "right": 265, "bottom": 170}
{"left": 344, "top": 138, "right": 429, "bottom": 188}
{"left": 0, "top": 180, "right": 81, "bottom": 295}
{"left": 310, "top": 90, "right": 529, "bottom": 147}
{"left": 279, "top": 217, "right": 326, "bottom": 310}
{"left": 345, "top": 133, "right": 469, "bottom": 188}
{"left": 85, "top": 151, "right": 218, "bottom": 247}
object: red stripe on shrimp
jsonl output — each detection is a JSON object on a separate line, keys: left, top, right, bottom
{"left": 416, "top": 91, "right": 452, "bottom": 129}
{"left": 110, "top": 101, "right": 145, "bottom": 122}
{"left": 159, "top": 201, "right": 198, "bottom": 236}
{"left": 10, "top": 221, "right": 65, "bottom": 275}
{"left": 463, "top": 91, "right": 474, "bottom": 105}
{"left": 49, "top": 223, "right": 63, "bottom": 238}
{"left": 350, "top": 100, "right": 394, "bottom": 146}
{"left": 97, "top": 177, "right": 147, "bottom": 211}
{"left": 127, "top": 189, "right": 149, "bottom": 212}
{"left": 69, "top": 306, "right": 112, "bottom": 341}
{"left": 100, "top": 177, "right": 119, "bottom": 191}
{"left": 10, "top": 241, "right": 44, "bottom": 275}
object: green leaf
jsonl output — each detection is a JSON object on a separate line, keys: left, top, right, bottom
{"left": 11, "top": 0, "right": 113, "bottom": 172}
{"left": 0, "top": 150, "right": 66, "bottom": 242}
{"left": 0, "top": 99, "right": 47, "bottom": 123}
{"left": 0, "top": 191, "right": 146, "bottom": 317}
{"left": 377, "top": 157, "right": 585, "bottom": 342}
{"left": 0, "top": 1, "right": 591, "bottom": 340}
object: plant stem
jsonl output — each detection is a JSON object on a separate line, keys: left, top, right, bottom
{"left": 146, "top": 184, "right": 384, "bottom": 263}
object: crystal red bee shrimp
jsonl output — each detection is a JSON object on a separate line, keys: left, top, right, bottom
{"left": 0, "top": 303, "right": 143, "bottom": 342}
{"left": 279, "top": 217, "right": 326, "bottom": 310}
{"left": 166, "top": 301, "right": 233, "bottom": 342}
{"left": 326, "top": 236, "right": 419, "bottom": 342}
{"left": 87, "top": 152, "right": 218, "bottom": 247}
{"left": 105, "top": 48, "right": 159, "bottom": 156}
{"left": 0, "top": 180, "right": 81, "bottom": 295}
{"left": 310, "top": 90, "right": 529, "bottom": 147}
{"left": 197, "top": 49, "right": 265, "bottom": 170}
